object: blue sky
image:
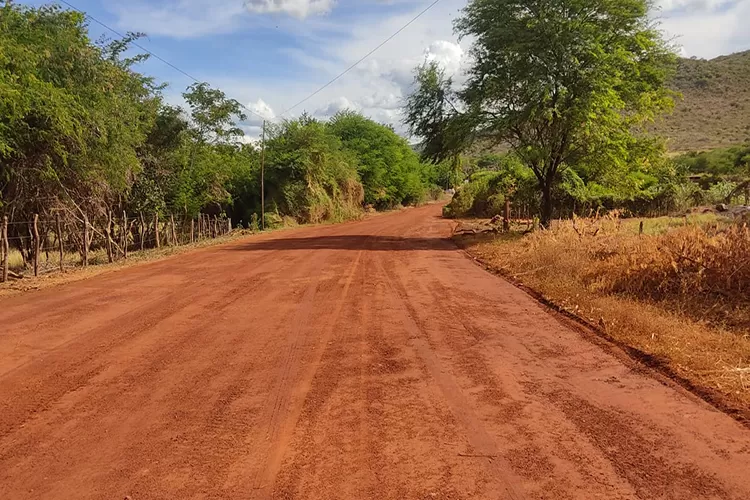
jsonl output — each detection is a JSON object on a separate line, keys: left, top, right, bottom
{"left": 19, "top": 0, "right": 750, "bottom": 138}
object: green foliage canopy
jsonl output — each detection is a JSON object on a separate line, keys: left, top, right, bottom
{"left": 405, "top": 0, "right": 677, "bottom": 226}
{"left": 0, "top": 2, "right": 440, "bottom": 237}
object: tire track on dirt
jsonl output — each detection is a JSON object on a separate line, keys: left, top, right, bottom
{"left": 418, "top": 248, "right": 735, "bottom": 499}
{"left": 3, "top": 204, "right": 750, "bottom": 499}
{"left": 373, "top": 249, "right": 525, "bottom": 500}
{"left": 268, "top": 228, "right": 382, "bottom": 499}
{"left": 249, "top": 246, "right": 368, "bottom": 498}
{"left": 0, "top": 248, "right": 301, "bottom": 444}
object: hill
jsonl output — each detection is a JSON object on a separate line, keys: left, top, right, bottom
{"left": 656, "top": 50, "right": 750, "bottom": 151}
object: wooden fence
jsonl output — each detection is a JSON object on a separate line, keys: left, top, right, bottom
{"left": 0, "top": 212, "right": 233, "bottom": 282}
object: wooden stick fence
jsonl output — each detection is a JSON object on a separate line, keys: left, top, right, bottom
{"left": 0, "top": 212, "right": 233, "bottom": 282}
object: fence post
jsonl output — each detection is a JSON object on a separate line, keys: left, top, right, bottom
{"left": 139, "top": 212, "right": 145, "bottom": 252}
{"left": 503, "top": 200, "right": 511, "bottom": 232}
{"left": 155, "top": 213, "right": 160, "bottom": 249}
{"left": 2, "top": 216, "right": 8, "bottom": 282}
{"left": 123, "top": 211, "right": 128, "bottom": 259}
{"left": 32, "top": 214, "right": 39, "bottom": 277}
{"left": 190, "top": 218, "right": 195, "bottom": 244}
{"left": 170, "top": 214, "right": 176, "bottom": 246}
{"left": 56, "top": 214, "right": 64, "bottom": 272}
{"left": 105, "top": 210, "right": 114, "bottom": 263}
{"left": 213, "top": 216, "right": 218, "bottom": 238}
{"left": 43, "top": 222, "right": 50, "bottom": 264}
{"left": 227, "top": 217, "right": 231, "bottom": 235}
{"left": 83, "top": 214, "right": 89, "bottom": 267}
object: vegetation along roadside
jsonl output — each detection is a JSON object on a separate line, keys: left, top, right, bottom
{"left": 0, "top": 3, "right": 456, "bottom": 282}
{"left": 454, "top": 213, "right": 750, "bottom": 423}
{"left": 401, "top": 0, "right": 750, "bottom": 419}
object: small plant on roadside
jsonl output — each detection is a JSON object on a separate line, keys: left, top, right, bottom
{"left": 249, "top": 213, "right": 260, "bottom": 232}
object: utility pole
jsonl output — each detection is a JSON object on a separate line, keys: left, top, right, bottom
{"left": 260, "top": 120, "right": 266, "bottom": 231}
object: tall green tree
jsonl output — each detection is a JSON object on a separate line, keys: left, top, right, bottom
{"left": 183, "top": 83, "right": 246, "bottom": 146}
{"left": 405, "top": 0, "right": 677, "bottom": 226}
{"left": 263, "top": 117, "right": 363, "bottom": 223}
{"left": 0, "top": 3, "right": 159, "bottom": 220}
{"left": 328, "top": 110, "right": 429, "bottom": 208}
{"left": 173, "top": 83, "right": 248, "bottom": 215}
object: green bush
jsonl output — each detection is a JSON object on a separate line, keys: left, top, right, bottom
{"left": 444, "top": 152, "right": 541, "bottom": 218}
{"left": 328, "top": 111, "right": 436, "bottom": 209}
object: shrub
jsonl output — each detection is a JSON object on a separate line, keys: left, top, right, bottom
{"left": 606, "top": 223, "right": 750, "bottom": 330}
{"left": 443, "top": 154, "right": 534, "bottom": 218}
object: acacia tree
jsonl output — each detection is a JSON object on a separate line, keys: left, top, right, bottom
{"left": 405, "top": 0, "right": 677, "bottom": 226}
{"left": 176, "top": 83, "right": 247, "bottom": 215}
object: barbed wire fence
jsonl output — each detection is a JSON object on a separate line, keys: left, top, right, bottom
{"left": 0, "top": 211, "right": 233, "bottom": 283}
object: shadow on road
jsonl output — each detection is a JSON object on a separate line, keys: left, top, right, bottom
{"left": 224, "top": 235, "right": 456, "bottom": 252}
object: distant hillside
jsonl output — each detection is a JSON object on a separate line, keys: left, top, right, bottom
{"left": 656, "top": 50, "right": 750, "bottom": 152}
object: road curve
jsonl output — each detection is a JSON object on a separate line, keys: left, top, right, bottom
{"left": 1, "top": 204, "right": 749, "bottom": 499}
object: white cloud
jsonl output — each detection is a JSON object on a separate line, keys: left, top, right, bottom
{"left": 424, "top": 40, "right": 464, "bottom": 75}
{"left": 247, "top": 98, "right": 277, "bottom": 125}
{"left": 245, "top": 0, "right": 336, "bottom": 18}
{"left": 112, "top": 0, "right": 337, "bottom": 38}
{"left": 656, "top": 0, "right": 737, "bottom": 13}
{"left": 120, "top": 0, "right": 749, "bottom": 141}
{"left": 315, "top": 96, "right": 359, "bottom": 117}
{"left": 659, "top": 0, "right": 750, "bottom": 58}
{"left": 112, "top": 1, "right": 246, "bottom": 38}
{"left": 360, "top": 93, "right": 401, "bottom": 110}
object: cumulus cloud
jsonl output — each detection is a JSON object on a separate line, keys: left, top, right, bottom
{"left": 655, "top": 0, "right": 738, "bottom": 13}
{"left": 315, "top": 96, "right": 359, "bottom": 117}
{"left": 424, "top": 40, "right": 464, "bottom": 76}
{"left": 112, "top": 0, "right": 246, "bottom": 38}
{"left": 127, "top": 0, "right": 749, "bottom": 142}
{"left": 660, "top": 0, "right": 750, "bottom": 58}
{"left": 244, "top": 0, "right": 335, "bottom": 18}
{"left": 370, "top": 40, "right": 465, "bottom": 97}
{"left": 246, "top": 98, "right": 277, "bottom": 125}
{"left": 360, "top": 93, "right": 401, "bottom": 110}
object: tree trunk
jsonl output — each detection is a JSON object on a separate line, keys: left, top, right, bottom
{"left": 540, "top": 180, "right": 553, "bottom": 229}
{"left": 503, "top": 199, "right": 511, "bottom": 232}
{"left": 105, "top": 211, "right": 114, "bottom": 263}
{"left": 154, "top": 213, "right": 160, "bottom": 249}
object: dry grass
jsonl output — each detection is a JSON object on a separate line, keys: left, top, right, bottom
{"left": 457, "top": 214, "right": 750, "bottom": 412}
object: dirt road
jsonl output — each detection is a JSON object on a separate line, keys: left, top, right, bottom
{"left": 1, "top": 204, "right": 749, "bottom": 499}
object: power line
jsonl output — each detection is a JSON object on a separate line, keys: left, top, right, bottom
{"left": 280, "top": 0, "right": 443, "bottom": 117}
{"left": 56, "top": 0, "right": 442, "bottom": 124}
{"left": 58, "top": 0, "right": 200, "bottom": 82}
{"left": 56, "top": 0, "right": 270, "bottom": 122}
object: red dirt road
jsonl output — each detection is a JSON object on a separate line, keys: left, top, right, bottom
{"left": 1, "top": 205, "right": 749, "bottom": 500}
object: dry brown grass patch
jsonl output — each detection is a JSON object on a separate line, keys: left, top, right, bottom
{"left": 457, "top": 215, "right": 750, "bottom": 413}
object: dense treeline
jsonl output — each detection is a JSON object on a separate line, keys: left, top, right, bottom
{"left": 0, "top": 4, "right": 440, "bottom": 246}
{"left": 444, "top": 143, "right": 750, "bottom": 219}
